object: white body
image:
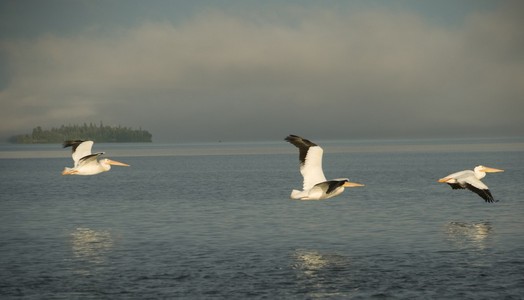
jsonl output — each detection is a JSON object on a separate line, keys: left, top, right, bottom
{"left": 442, "top": 169, "right": 487, "bottom": 188}
{"left": 63, "top": 158, "right": 113, "bottom": 175}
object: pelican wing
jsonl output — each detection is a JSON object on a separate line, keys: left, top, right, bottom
{"left": 465, "top": 184, "right": 495, "bottom": 203}
{"left": 301, "top": 146, "right": 327, "bottom": 190}
{"left": 447, "top": 170, "right": 474, "bottom": 181}
{"left": 78, "top": 152, "right": 104, "bottom": 167}
{"left": 303, "top": 180, "right": 347, "bottom": 200}
{"left": 447, "top": 183, "right": 464, "bottom": 190}
{"left": 63, "top": 140, "right": 94, "bottom": 166}
{"left": 323, "top": 180, "right": 347, "bottom": 194}
{"left": 462, "top": 177, "right": 495, "bottom": 203}
{"left": 285, "top": 135, "right": 327, "bottom": 191}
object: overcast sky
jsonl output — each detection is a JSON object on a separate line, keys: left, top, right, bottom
{"left": 0, "top": 0, "right": 523, "bottom": 142}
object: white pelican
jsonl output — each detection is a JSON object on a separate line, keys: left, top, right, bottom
{"left": 438, "top": 165, "right": 503, "bottom": 203}
{"left": 285, "top": 134, "right": 364, "bottom": 200}
{"left": 62, "top": 140, "right": 130, "bottom": 175}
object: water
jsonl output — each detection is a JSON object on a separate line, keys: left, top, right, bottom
{"left": 1, "top": 139, "right": 523, "bottom": 299}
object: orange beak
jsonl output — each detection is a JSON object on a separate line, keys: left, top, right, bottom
{"left": 343, "top": 181, "right": 365, "bottom": 188}
{"left": 106, "top": 159, "right": 130, "bottom": 167}
{"left": 479, "top": 166, "right": 503, "bottom": 173}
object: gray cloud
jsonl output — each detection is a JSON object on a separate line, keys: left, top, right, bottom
{"left": 1, "top": 3, "right": 523, "bottom": 142}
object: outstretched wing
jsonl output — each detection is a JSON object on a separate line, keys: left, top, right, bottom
{"left": 63, "top": 140, "right": 94, "bottom": 167}
{"left": 285, "top": 135, "right": 327, "bottom": 191}
{"left": 463, "top": 177, "right": 495, "bottom": 203}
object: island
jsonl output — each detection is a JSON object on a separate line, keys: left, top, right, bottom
{"left": 9, "top": 123, "right": 152, "bottom": 143}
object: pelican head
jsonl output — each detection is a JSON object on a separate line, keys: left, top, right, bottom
{"left": 474, "top": 165, "right": 504, "bottom": 173}
{"left": 101, "top": 158, "right": 130, "bottom": 167}
{"left": 99, "top": 158, "right": 130, "bottom": 171}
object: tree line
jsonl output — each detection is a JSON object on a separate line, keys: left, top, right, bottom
{"left": 9, "top": 123, "right": 152, "bottom": 143}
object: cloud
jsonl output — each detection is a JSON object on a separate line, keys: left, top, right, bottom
{"left": 1, "top": 3, "right": 523, "bottom": 141}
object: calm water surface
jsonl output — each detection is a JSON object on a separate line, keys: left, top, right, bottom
{"left": 1, "top": 139, "right": 523, "bottom": 299}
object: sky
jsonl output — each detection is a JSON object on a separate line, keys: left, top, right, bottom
{"left": 0, "top": 0, "right": 523, "bottom": 142}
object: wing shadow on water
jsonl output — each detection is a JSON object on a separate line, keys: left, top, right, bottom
{"left": 444, "top": 221, "right": 493, "bottom": 251}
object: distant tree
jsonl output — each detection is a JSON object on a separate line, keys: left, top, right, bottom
{"left": 8, "top": 123, "right": 153, "bottom": 143}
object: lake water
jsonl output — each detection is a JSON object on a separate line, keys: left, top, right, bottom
{"left": 1, "top": 138, "right": 523, "bottom": 299}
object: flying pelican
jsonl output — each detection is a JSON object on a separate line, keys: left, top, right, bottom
{"left": 62, "top": 140, "right": 130, "bottom": 175}
{"left": 285, "top": 134, "right": 364, "bottom": 200}
{"left": 438, "top": 165, "right": 503, "bottom": 203}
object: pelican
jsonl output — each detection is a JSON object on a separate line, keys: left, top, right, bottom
{"left": 62, "top": 140, "right": 130, "bottom": 175}
{"left": 285, "top": 134, "right": 364, "bottom": 200}
{"left": 438, "top": 165, "right": 503, "bottom": 203}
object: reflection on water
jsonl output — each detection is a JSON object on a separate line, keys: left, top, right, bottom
{"left": 445, "top": 221, "right": 492, "bottom": 250}
{"left": 291, "top": 249, "right": 352, "bottom": 298}
{"left": 70, "top": 228, "right": 114, "bottom": 264}
{"left": 293, "top": 250, "right": 337, "bottom": 274}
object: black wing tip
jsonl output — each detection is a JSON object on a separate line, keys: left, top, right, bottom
{"left": 62, "top": 140, "right": 86, "bottom": 148}
{"left": 447, "top": 183, "right": 465, "bottom": 190}
{"left": 285, "top": 134, "right": 319, "bottom": 165}
{"left": 465, "top": 184, "right": 495, "bottom": 203}
{"left": 481, "top": 189, "right": 495, "bottom": 203}
{"left": 325, "top": 180, "right": 347, "bottom": 194}
{"left": 483, "top": 192, "right": 498, "bottom": 203}
{"left": 284, "top": 134, "right": 317, "bottom": 147}
{"left": 284, "top": 134, "right": 300, "bottom": 142}
{"left": 79, "top": 152, "right": 104, "bottom": 162}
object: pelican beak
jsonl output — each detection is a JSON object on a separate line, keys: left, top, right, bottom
{"left": 480, "top": 166, "right": 504, "bottom": 173}
{"left": 343, "top": 181, "right": 365, "bottom": 188}
{"left": 107, "top": 159, "right": 130, "bottom": 167}
{"left": 438, "top": 177, "right": 450, "bottom": 183}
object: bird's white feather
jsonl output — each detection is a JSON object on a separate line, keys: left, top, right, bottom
{"left": 462, "top": 176, "right": 489, "bottom": 190}
{"left": 72, "top": 141, "right": 94, "bottom": 166}
{"left": 300, "top": 146, "right": 327, "bottom": 191}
